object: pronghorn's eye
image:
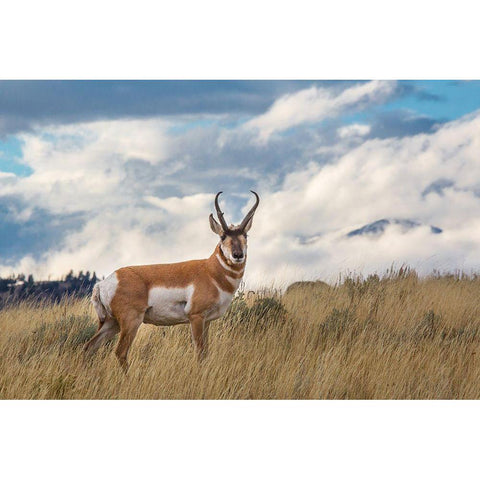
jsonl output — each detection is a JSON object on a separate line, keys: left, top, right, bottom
{"left": 221, "top": 234, "right": 226, "bottom": 241}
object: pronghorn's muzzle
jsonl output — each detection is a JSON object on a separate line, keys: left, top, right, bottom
{"left": 232, "top": 252, "right": 244, "bottom": 262}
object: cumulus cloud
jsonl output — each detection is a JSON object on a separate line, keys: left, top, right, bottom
{"left": 245, "top": 80, "right": 397, "bottom": 142}
{"left": 0, "top": 117, "right": 266, "bottom": 279}
{"left": 0, "top": 171, "right": 15, "bottom": 179}
{"left": 337, "top": 123, "right": 371, "bottom": 138}
{"left": 1, "top": 118, "right": 172, "bottom": 215}
{"left": 1, "top": 85, "right": 480, "bottom": 289}
{"left": 243, "top": 110, "right": 480, "bottom": 286}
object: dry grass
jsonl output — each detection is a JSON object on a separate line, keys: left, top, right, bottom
{"left": 2, "top": 269, "right": 480, "bottom": 399}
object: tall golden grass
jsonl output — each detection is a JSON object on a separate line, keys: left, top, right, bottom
{"left": 1, "top": 269, "right": 480, "bottom": 399}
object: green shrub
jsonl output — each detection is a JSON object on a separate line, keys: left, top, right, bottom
{"left": 224, "top": 294, "right": 250, "bottom": 325}
{"left": 413, "top": 310, "right": 440, "bottom": 340}
{"left": 247, "top": 297, "right": 288, "bottom": 330}
{"left": 319, "top": 308, "right": 356, "bottom": 340}
{"left": 225, "top": 294, "right": 288, "bottom": 331}
{"left": 19, "top": 314, "right": 97, "bottom": 360}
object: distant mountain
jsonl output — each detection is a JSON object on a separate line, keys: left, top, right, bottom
{"left": 347, "top": 218, "right": 443, "bottom": 237}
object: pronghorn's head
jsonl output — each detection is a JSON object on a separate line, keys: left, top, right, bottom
{"left": 209, "top": 191, "right": 260, "bottom": 265}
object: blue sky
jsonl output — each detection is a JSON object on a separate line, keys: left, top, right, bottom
{"left": 1, "top": 80, "right": 480, "bottom": 284}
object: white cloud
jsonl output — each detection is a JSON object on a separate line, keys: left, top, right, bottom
{"left": 337, "top": 123, "right": 371, "bottom": 138}
{"left": 245, "top": 80, "right": 396, "bottom": 142}
{"left": 3, "top": 118, "right": 172, "bottom": 215}
{"left": 243, "top": 110, "right": 480, "bottom": 287}
{"left": 0, "top": 171, "right": 16, "bottom": 179}
{"left": 2, "top": 91, "right": 480, "bottom": 290}
{"left": 0, "top": 194, "right": 218, "bottom": 281}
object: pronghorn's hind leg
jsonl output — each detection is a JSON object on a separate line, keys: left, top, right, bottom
{"left": 115, "top": 310, "right": 146, "bottom": 372}
{"left": 84, "top": 284, "right": 120, "bottom": 355}
{"left": 84, "top": 316, "right": 120, "bottom": 355}
{"left": 91, "top": 283, "right": 107, "bottom": 330}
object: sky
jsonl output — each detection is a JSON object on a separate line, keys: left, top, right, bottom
{"left": 1, "top": 80, "right": 480, "bottom": 287}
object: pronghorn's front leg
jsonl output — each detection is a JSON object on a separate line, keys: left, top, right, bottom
{"left": 189, "top": 314, "right": 209, "bottom": 361}
{"left": 202, "top": 320, "right": 210, "bottom": 358}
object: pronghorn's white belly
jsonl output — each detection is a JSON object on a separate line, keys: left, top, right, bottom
{"left": 143, "top": 285, "right": 194, "bottom": 326}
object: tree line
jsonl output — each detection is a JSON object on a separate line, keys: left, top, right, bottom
{"left": 0, "top": 270, "right": 99, "bottom": 307}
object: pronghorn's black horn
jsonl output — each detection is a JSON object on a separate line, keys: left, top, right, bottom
{"left": 214, "top": 191, "right": 230, "bottom": 232}
{"left": 239, "top": 191, "right": 260, "bottom": 231}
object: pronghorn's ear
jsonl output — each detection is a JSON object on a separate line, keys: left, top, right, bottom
{"left": 243, "top": 216, "right": 254, "bottom": 233}
{"left": 209, "top": 214, "right": 224, "bottom": 235}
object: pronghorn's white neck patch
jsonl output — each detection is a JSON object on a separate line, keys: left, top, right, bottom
{"left": 226, "top": 275, "right": 242, "bottom": 290}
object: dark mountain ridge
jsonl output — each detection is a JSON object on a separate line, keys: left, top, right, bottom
{"left": 347, "top": 218, "right": 443, "bottom": 237}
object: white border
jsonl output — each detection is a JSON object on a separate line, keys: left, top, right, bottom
{"left": 1, "top": 0, "right": 479, "bottom": 79}
{"left": 1, "top": 1, "right": 479, "bottom": 478}
{"left": 1, "top": 400, "right": 479, "bottom": 479}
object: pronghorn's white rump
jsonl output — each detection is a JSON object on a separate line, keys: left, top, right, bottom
{"left": 84, "top": 191, "right": 260, "bottom": 369}
{"left": 95, "top": 272, "right": 118, "bottom": 317}
{"left": 91, "top": 284, "right": 106, "bottom": 322}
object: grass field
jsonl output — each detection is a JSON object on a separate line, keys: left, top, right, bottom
{"left": 1, "top": 269, "right": 480, "bottom": 399}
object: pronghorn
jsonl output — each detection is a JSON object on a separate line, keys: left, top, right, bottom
{"left": 84, "top": 191, "right": 259, "bottom": 369}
